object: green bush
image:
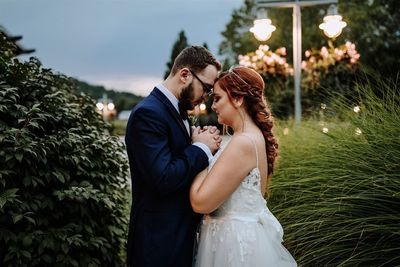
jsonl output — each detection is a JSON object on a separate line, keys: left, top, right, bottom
{"left": 110, "top": 120, "right": 128, "bottom": 136}
{"left": 238, "top": 45, "right": 294, "bottom": 118}
{"left": 301, "top": 41, "right": 362, "bottom": 116}
{"left": 270, "top": 77, "right": 400, "bottom": 266}
{"left": 0, "top": 34, "right": 129, "bottom": 266}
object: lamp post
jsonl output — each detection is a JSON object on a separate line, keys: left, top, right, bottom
{"left": 96, "top": 93, "right": 116, "bottom": 121}
{"left": 252, "top": 0, "right": 342, "bottom": 122}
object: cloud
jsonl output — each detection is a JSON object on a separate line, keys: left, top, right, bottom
{"left": 82, "top": 74, "right": 163, "bottom": 97}
{"left": 2, "top": 0, "right": 243, "bottom": 96}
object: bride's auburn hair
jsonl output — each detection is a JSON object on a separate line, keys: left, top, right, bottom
{"left": 217, "top": 66, "right": 278, "bottom": 180}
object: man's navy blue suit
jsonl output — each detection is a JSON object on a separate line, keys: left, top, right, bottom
{"left": 125, "top": 87, "right": 209, "bottom": 267}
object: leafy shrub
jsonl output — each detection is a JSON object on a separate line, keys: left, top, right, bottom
{"left": 110, "top": 120, "right": 128, "bottom": 136}
{"left": 239, "top": 45, "right": 293, "bottom": 118}
{"left": 270, "top": 77, "right": 400, "bottom": 266}
{"left": 0, "top": 34, "right": 129, "bottom": 266}
{"left": 301, "top": 41, "right": 361, "bottom": 114}
{"left": 238, "top": 42, "right": 361, "bottom": 118}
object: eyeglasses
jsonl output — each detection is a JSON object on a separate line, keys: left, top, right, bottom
{"left": 189, "top": 69, "right": 214, "bottom": 96}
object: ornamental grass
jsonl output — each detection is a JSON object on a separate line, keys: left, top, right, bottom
{"left": 270, "top": 76, "right": 400, "bottom": 266}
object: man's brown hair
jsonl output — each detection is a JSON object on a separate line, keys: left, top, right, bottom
{"left": 170, "top": 46, "right": 221, "bottom": 75}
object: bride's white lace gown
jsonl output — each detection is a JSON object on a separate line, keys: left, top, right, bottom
{"left": 194, "top": 136, "right": 297, "bottom": 267}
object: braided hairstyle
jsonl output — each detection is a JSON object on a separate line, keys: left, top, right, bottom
{"left": 217, "top": 66, "right": 278, "bottom": 181}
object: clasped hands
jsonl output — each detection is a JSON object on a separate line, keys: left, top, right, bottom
{"left": 191, "top": 125, "right": 222, "bottom": 155}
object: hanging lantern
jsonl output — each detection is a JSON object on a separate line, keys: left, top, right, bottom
{"left": 319, "top": 4, "right": 347, "bottom": 39}
{"left": 250, "top": 8, "right": 276, "bottom": 41}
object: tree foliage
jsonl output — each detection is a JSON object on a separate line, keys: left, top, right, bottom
{"left": 219, "top": 0, "right": 399, "bottom": 79}
{"left": 0, "top": 33, "right": 129, "bottom": 266}
{"left": 73, "top": 79, "right": 143, "bottom": 112}
{"left": 164, "top": 30, "right": 189, "bottom": 79}
{"left": 238, "top": 41, "right": 361, "bottom": 118}
{"left": 341, "top": 0, "right": 400, "bottom": 78}
{"left": 300, "top": 41, "right": 362, "bottom": 115}
{"left": 238, "top": 45, "right": 294, "bottom": 118}
{"left": 219, "top": 0, "right": 259, "bottom": 70}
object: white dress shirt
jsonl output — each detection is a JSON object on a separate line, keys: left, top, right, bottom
{"left": 156, "top": 84, "right": 213, "bottom": 163}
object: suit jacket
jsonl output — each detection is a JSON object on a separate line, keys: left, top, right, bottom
{"left": 125, "top": 87, "right": 208, "bottom": 267}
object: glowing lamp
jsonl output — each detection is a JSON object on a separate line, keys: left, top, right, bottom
{"left": 250, "top": 19, "right": 276, "bottom": 41}
{"left": 319, "top": 4, "right": 347, "bottom": 39}
{"left": 251, "top": 8, "right": 276, "bottom": 41}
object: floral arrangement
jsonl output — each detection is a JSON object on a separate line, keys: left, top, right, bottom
{"left": 300, "top": 41, "right": 360, "bottom": 91}
{"left": 236, "top": 42, "right": 361, "bottom": 117}
{"left": 302, "top": 41, "right": 360, "bottom": 73}
{"left": 238, "top": 45, "right": 292, "bottom": 77}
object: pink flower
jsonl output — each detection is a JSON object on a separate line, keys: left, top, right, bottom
{"left": 259, "top": 45, "right": 270, "bottom": 52}
{"left": 256, "top": 49, "right": 264, "bottom": 59}
{"left": 321, "top": 47, "right": 329, "bottom": 57}
{"left": 278, "top": 47, "right": 286, "bottom": 56}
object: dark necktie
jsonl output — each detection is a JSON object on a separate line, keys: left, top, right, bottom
{"left": 178, "top": 102, "right": 188, "bottom": 121}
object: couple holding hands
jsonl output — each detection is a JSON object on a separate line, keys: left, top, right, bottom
{"left": 125, "top": 46, "right": 296, "bottom": 267}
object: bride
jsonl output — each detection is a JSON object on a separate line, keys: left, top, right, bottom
{"left": 190, "top": 66, "right": 297, "bottom": 267}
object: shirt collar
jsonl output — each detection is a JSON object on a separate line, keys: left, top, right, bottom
{"left": 156, "top": 83, "right": 179, "bottom": 113}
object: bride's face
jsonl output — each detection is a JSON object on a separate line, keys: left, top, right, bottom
{"left": 211, "top": 82, "right": 236, "bottom": 126}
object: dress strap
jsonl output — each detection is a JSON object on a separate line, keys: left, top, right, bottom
{"left": 239, "top": 133, "right": 259, "bottom": 169}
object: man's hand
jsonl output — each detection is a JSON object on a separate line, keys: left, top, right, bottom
{"left": 192, "top": 126, "right": 222, "bottom": 155}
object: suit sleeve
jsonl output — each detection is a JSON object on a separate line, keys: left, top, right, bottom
{"left": 127, "top": 107, "right": 209, "bottom": 195}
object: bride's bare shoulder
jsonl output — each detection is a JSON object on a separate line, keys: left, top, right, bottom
{"left": 223, "top": 134, "right": 255, "bottom": 155}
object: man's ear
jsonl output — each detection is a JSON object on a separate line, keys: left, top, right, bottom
{"left": 179, "top": 68, "right": 190, "bottom": 83}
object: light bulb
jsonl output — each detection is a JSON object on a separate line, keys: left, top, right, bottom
{"left": 250, "top": 19, "right": 276, "bottom": 41}
{"left": 319, "top": 14, "right": 347, "bottom": 39}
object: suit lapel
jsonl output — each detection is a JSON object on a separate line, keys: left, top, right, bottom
{"left": 151, "top": 88, "right": 191, "bottom": 143}
{"left": 188, "top": 116, "right": 193, "bottom": 138}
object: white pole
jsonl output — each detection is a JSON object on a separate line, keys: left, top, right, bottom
{"left": 255, "top": 0, "right": 338, "bottom": 122}
{"left": 293, "top": 3, "right": 302, "bottom": 122}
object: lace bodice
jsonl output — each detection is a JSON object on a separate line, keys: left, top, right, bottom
{"left": 208, "top": 136, "right": 267, "bottom": 217}
{"left": 206, "top": 135, "right": 284, "bottom": 240}
{"left": 194, "top": 135, "right": 297, "bottom": 267}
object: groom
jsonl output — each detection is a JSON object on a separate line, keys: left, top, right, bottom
{"left": 125, "top": 46, "right": 222, "bottom": 267}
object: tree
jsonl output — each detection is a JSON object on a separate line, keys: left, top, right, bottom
{"left": 218, "top": 0, "right": 259, "bottom": 70}
{"left": 340, "top": 0, "right": 400, "bottom": 78}
{"left": 219, "top": 0, "right": 399, "bottom": 80}
{"left": 73, "top": 79, "right": 143, "bottom": 112}
{"left": 164, "top": 30, "right": 189, "bottom": 79}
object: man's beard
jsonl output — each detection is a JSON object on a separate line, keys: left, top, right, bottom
{"left": 179, "top": 82, "right": 196, "bottom": 111}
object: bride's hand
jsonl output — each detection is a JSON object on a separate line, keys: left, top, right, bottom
{"left": 192, "top": 126, "right": 222, "bottom": 152}
{"left": 201, "top": 126, "right": 222, "bottom": 148}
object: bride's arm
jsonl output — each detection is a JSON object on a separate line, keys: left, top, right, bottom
{"left": 190, "top": 135, "right": 255, "bottom": 214}
{"left": 190, "top": 168, "right": 208, "bottom": 197}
